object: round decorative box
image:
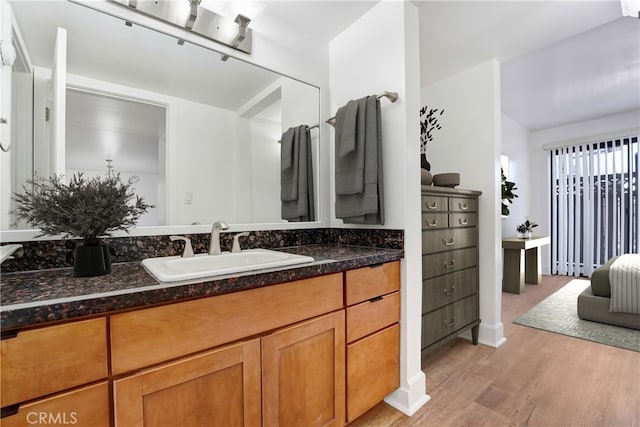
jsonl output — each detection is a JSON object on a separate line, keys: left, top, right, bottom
{"left": 433, "top": 173, "right": 460, "bottom": 188}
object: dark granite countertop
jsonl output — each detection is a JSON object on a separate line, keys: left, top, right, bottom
{"left": 0, "top": 244, "right": 403, "bottom": 331}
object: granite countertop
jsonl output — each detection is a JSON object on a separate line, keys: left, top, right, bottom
{"left": 0, "top": 244, "right": 403, "bottom": 331}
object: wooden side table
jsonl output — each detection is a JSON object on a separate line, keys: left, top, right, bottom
{"left": 502, "top": 236, "right": 550, "bottom": 294}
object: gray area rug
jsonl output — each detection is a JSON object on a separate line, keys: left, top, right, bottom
{"left": 514, "top": 279, "right": 640, "bottom": 352}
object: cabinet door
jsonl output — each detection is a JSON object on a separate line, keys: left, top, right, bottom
{"left": 262, "top": 311, "right": 345, "bottom": 427}
{"left": 113, "top": 339, "right": 261, "bottom": 427}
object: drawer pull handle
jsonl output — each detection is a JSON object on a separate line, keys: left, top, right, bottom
{"left": 444, "top": 317, "right": 456, "bottom": 328}
{"left": 443, "top": 238, "right": 455, "bottom": 246}
{"left": 1, "top": 404, "right": 20, "bottom": 418}
{"left": 369, "top": 296, "right": 384, "bottom": 303}
{"left": 458, "top": 202, "right": 469, "bottom": 210}
{"left": 427, "top": 202, "right": 438, "bottom": 210}
{"left": 444, "top": 285, "right": 455, "bottom": 296}
{"left": 443, "top": 260, "right": 455, "bottom": 269}
{"left": 427, "top": 219, "right": 438, "bottom": 227}
{"left": 458, "top": 218, "right": 469, "bottom": 225}
{"left": 368, "top": 263, "right": 384, "bottom": 269}
{"left": 0, "top": 329, "right": 19, "bottom": 340}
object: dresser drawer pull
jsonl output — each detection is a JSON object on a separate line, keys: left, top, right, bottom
{"left": 458, "top": 218, "right": 469, "bottom": 225}
{"left": 427, "top": 219, "right": 438, "bottom": 227}
{"left": 443, "top": 237, "right": 455, "bottom": 246}
{"left": 443, "top": 285, "right": 455, "bottom": 296}
{"left": 369, "top": 296, "right": 384, "bottom": 303}
{"left": 444, "top": 317, "right": 456, "bottom": 328}
{"left": 427, "top": 202, "right": 438, "bottom": 210}
{"left": 443, "top": 260, "right": 455, "bottom": 269}
{"left": 0, "top": 329, "right": 19, "bottom": 340}
{"left": 458, "top": 202, "right": 469, "bottom": 210}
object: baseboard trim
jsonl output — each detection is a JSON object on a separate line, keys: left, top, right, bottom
{"left": 384, "top": 371, "right": 430, "bottom": 416}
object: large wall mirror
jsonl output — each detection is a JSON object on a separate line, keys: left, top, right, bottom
{"left": 1, "top": 0, "right": 320, "bottom": 237}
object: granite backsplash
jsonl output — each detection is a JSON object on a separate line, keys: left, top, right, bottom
{"left": 1, "top": 228, "right": 403, "bottom": 273}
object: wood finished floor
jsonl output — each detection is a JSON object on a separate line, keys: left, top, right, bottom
{"left": 352, "top": 275, "right": 640, "bottom": 427}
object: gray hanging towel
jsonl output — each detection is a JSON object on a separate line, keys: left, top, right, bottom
{"left": 280, "top": 127, "right": 298, "bottom": 202}
{"left": 336, "top": 95, "right": 384, "bottom": 224}
{"left": 282, "top": 125, "right": 315, "bottom": 222}
{"left": 335, "top": 98, "right": 366, "bottom": 195}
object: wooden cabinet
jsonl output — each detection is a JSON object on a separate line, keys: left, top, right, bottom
{"left": 344, "top": 262, "right": 400, "bottom": 423}
{"left": 0, "top": 317, "right": 109, "bottom": 424}
{"left": 114, "top": 339, "right": 261, "bottom": 427}
{"left": 421, "top": 187, "right": 481, "bottom": 355}
{"left": 263, "top": 311, "right": 345, "bottom": 427}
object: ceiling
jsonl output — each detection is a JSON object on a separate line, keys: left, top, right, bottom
{"left": 417, "top": 0, "right": 640, "bottom": 131}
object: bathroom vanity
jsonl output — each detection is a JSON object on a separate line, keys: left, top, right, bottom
{"left": 0, "top": 245, "right": 402, "bottom": 426}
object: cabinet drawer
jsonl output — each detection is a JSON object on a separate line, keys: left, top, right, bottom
{"left": 421, "top": 213, "right": 448, "bottom": 230}
{"left": 1, "top": 382, "right": 110, "bottom": 427}
{"left": 346, "top": 291, "right": 400, "bottom": 343}
{"left": 449, "top": 213, "right": 477, "bottom": 228}
{"left": 346, "top": 324, "right": 399, "bottom": 423}
{"left": 449, "top": 197, "right": 476, "bottom": 212}
{"left": 345, "top": 261, "right": 400, "bottom": 305}
{"left": 110, "top": 273, "right": 343, "bottom": 375}
{"left": 421, "top": 295, "right": 478, "bottom": 348}
{"left": 422, "top": 228, "right": 477, "bottom": 254}
{"left": 422, "top": 268, "right": 477, "bottom": 313}
{"left": 422, "top": 247, "right": 477, "bottom": 279}
{"left": 421, "top": 195, "right": 448, "bottom": 212}
{"left": 0, "top": 318, "right": 108, "bottom": 407}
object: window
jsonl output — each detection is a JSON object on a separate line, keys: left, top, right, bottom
{"left": 550, "top": 136, "right": 639, "bottom": 276}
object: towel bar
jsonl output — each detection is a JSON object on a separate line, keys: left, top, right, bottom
{"left": 325, "top": 91, "right": 399, "bottom": 126}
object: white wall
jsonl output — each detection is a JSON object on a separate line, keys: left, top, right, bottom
{"left": 501, "top": 113, "right": 531, "bottom": 236}
{"left": 528, "top": 109, "right": 640, "bottom": 274}
{"left": 329, "top": 1, "right": 429, "bottom": 416}
{"left": 421, "top": 60, "right": 506, "bottom": 349}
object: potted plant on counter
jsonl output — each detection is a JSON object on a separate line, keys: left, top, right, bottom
{"left": 13, "top": 169, "right": 152, "bottom": 277}
{"left": 516, "top": 220, "right": 538, "bottom": 239}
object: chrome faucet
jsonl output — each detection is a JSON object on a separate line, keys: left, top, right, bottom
{"left": 231, "top": 232, "right": 250, "bottom": 253}
{"left": 209, "top": 221, "right": 229, "bottom": 255}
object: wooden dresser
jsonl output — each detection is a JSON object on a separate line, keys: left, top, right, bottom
{"left": 420, "top": 186, "right": 481, "bottom": 355}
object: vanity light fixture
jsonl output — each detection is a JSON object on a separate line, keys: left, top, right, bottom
{"left": 112, "top": 0, "right": 253, "bottom": 54}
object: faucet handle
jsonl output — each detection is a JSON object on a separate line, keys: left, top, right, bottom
{"left": 232, "top": 232, "right": 250, "bottom": 253}
{"left": 170, "top": 236, "right": 194, "bottom": 258}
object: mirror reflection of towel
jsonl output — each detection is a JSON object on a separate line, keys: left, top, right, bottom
{"left": 335, "top": 95, "right": 384, "bottom": 224}
{"left": 281, "top": 125, "right": 315, "bottom": 222}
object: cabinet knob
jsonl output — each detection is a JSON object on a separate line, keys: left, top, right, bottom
{"left": 427, "top": 202, "right": 438, "bottom": 210}
{"left": 443, "top": 260, "right": 455, "bottom": 269}
{"left": 458, "top": 218, "right": 469, "bottom": 225}
{"left": 427, "top": 219, "right": 438, "bottom": 227}
{"left": 443, "top": 285, "right": 455, "bottom": 296}
{"left": 458, "top": 202, "right": 468, "bottom": 210}
{"left": 444, "top": 317, "right": 456, "bottom": 328}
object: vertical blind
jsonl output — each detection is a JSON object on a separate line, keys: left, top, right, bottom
{"left": 550, "top": 136, "right": 639, "bottom": 276}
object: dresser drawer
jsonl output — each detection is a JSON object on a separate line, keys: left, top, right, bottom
{"left": 422, "top": 228, "right": 477, "bottom": 254}
{"left": 110, "top": 273, "right": 343, "bottom": 375}
{"left": 422, "top": 195, "right": 448, "bottom": 212}
{"left": 421, "top": 212, "right": 448, "bottom": 230}
{"left": 0, "top": 318, "right": 108, "bottom": 407}
{"left": 422, "top": 247, "right": 477, "bottom": 279}
{"left": 421, "top": 295, "right": 478, "bottom": 347}
{"left": 1, "top": 382, "right": 110, "bottom": 427}
{"left": 345, "top": 261, "right": 400, "bottom": 305}
{"left": 450, "top": 212, "right": 477, "bottom": 228}
{"left": 449, "top": 197, "right": 476, "bottom": 212}
{"left": 346, "top": 291, "right": 399, "bottom": 343}
{"left": 422, "top": 268, "right": 477, "bottom": 313}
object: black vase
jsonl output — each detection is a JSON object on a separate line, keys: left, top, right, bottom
{"left": 420, "top": 153, "right": 431, "bottom": 171}
{"left": 74, "top": 241, "right": 112, "bottom": 277}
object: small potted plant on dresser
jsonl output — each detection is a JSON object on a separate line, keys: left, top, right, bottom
{"left": 516, "top": 220, "right": 538, "bottom": 239}
{"left": 13, "top": 169, "right": 152, "bottom": 277}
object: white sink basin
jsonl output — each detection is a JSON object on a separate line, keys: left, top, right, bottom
{"left": 142, "top": 249, "right": 315, "bottom": 282}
